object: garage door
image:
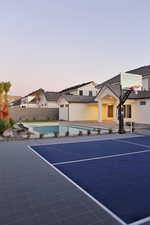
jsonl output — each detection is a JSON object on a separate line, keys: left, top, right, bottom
{"left": 59, "top": 104, "right": 69, "bottom": 120}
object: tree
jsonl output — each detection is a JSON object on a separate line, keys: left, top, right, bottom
{"left": 3, "top": 82, "right": 11, "bottom": 103}
{"left": 0, "top": 81, "right": 11, "bottom": 119}
{"left": 0, "top": 82, "right": 4, "bottom": 105}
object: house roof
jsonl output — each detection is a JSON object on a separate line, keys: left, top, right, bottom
{"left": 96, "top": 65, "right": 150, "bottom": 89}
{"left": 45, "top": 92, "right": 60, "bottom": 101}
{"left": 98, "top": 83, "right": 150, "bottom": 100}
{"left": 24, "top": 88, "right": 45, "bottom": 97}
{"left": 60, "top": 95, "right": 97, "bottom": 103}
{"left": 8, "top": 96, "right": 21, "bottom": 103}
{"left": 59, "top": 81, "right": 94, "bottom": 94}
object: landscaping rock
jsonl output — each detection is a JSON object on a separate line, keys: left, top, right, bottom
{"left": 3, "top": 128, "right": 14, "bottom": 137}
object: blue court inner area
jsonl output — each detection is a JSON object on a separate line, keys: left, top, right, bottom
{"left": 31, "top": 136, "right": 150, "bottom": 224}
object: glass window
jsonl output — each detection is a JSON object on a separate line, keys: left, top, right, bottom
{"left": 60, "top": 105, "right": 64, "bottom": 107}
{"left": 79, "top": 90, "right": 83, "bottom": 96}
{"left": 89, "top": 91, "right": 93, "bottom": 96}
{"left": 107, "top": 105, "right": 113, "bottom": 117}
{"left": 65, "top": 104, "right": 69, "bottom": 107}
{"left": 140, "top": 101, "right": 146, "bottom": 105}
{"left": 124, "top": 105, "right": 132, "bottom": 118}
{"left": 127, "top": 105, "right": 131, "bottom": 118}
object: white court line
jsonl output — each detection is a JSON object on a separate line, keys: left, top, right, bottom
{"left": 27, "top": 145, "right": 127, "bottom": 225}
{"left": 30, "top": 134, "right": 141, "bottom": 147}
{"left": 113, "top": 139, "right": 150, "bottom": 148}
{"left": 53, "top": 149, "right": 150, "bottom": 166}
{"left": 129, "top": 216, "right": 150, "bottom": 225}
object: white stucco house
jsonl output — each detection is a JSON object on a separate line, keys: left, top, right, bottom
{"left": 58, "top": 65, "right": 150, "bottom": 124}
{"left": 59, "top": 81, "right": 98, "bottom": 96}
{"left": 58, "top": 81, "right": 98, "bottom": 121}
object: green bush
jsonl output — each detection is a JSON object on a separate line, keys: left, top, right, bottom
{"left": 54, "top": 132, "right": 59, "bottom": 138}
{"left": 78, "top": 131, "right": 83, "bottom": 136}
{"left": 87, "top": 130, "right": 91, "bottom": 136}
{"left": 108, "top": 128, "right": 113, "bottom": 134}
{"left": 39, "top": 133, "right": 44, "bottom": 139}
{"left": 0, "top": 119, "right": 10, "bottom": 135}
{"left": 97, "top": 128, "right": 101, "bottom": 135}
{"left": 65, "top": 131, "right": 69, "bottom": 137}
{"left": 9, "top": 118, "right": 15, "bottom": 127}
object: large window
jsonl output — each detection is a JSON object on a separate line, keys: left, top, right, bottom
{"left": 79, "top": 90, "right": 83, "bottom": 96}
{"left": 89, "top": 91, "right": 93, "bottom": 96}
{"left": 124, "top": 105, "right": 132, "bottom": 118}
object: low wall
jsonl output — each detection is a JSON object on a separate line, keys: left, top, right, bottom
{"left": 9, "top": 108, "right": 59, "bottom": 121}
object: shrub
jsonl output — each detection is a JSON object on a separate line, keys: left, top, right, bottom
{"left": 54, "top": 132, "right": 59, "bottom": 138}
{"left": 108, "top": 128, "right": 113, "bottom": 134}
{"left": 9, "top": 118, "right": 15, "bottom": 127}
{"left": 97, "top": 128, "right": 101, "bottom": 135}
{"left": 87, "top": 130, "right": 91, "bottom": 136}
{"left": 78, "top": 131, "right": 83, "bottom": 136}
{"left": 0, "top": 119, "right": 10, "bottom": 135}
{"left": 65, "top": 131, "right": 69, "bottom": 137}
{"left": 39, "top": 133, "right": 44, "bottom": 139}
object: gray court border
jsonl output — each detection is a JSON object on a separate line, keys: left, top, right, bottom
{"left": 27, "top": 136, "right": 150, "bottom": 225}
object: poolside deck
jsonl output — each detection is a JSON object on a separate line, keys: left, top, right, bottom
{"left": 0, "top": 134, "right": 149, "bottom": 225}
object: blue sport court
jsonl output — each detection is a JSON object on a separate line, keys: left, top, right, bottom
{"left": 30, "top": 136, "right": 150, "bottom": 224}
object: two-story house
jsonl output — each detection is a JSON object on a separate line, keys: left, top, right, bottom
{"left": 58, "top": 81, "right": 98, "bottom": 121}
{"left": 96, "top": 65, "right": 150, "bottom": 124}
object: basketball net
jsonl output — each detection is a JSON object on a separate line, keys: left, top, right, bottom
{"left": 128, "top": 85, "right": 141, "bottom": 95}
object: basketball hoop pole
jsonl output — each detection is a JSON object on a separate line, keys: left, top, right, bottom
{"left": 118, "top": 84, "right": 125, "bottom": 134}
{"left": 118, "top": 84, "right": 133, "bottom": 134}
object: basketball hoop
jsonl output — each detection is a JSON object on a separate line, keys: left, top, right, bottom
{"left": 128, "top": 85, "right": 141, "bottom": 95}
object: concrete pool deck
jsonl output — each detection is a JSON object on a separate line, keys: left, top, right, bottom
{"left": 0, "top": 133, "right": 149, "bottom": 225}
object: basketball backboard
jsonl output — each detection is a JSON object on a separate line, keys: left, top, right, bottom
{"left": 121, "top": 72, "right": 142, "bottom": 91}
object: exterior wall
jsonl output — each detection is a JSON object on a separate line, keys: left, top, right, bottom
{"left": 9, "top": 108, "right": 59, "bottom": 121}
{"left": 142, "top": 78, "right": 149, "bottom": 90}
{"left": 69, "top": 103, "right": 98, "bottom": 121}
{"left": 96, "top": 87, "right": 119, "bottom": 122}
{"left": 69, "top": 83, "right": 97, "bottom": 96}
{"left": 77, "top": 83, "right": 97, "bottom": 96}
{"left": 132, "top": 99, "right": 150, "bottom": 124}
{"left": 47, "top": 102, "right": 58, "bottom": 108}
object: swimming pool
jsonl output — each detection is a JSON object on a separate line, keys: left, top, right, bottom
{"left": 33, "top": 125, "right": 99, "bottom": 136}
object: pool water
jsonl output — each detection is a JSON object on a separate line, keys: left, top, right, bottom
{"left": 33, "top": 125, "right": 98, "bottom": 136}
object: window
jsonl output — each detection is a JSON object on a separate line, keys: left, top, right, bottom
{"left": 124, "top": 105, "right": 132, "bottom": 118}
{"left": 65, "top": 104, "right": 69, "bottom": 107}
{"left": 140, "top": 101, "right": 146, "bottom": 105}
{"left": 89, "top": 91, "right": 93, "bottom": 96}
{"left": 79, "top": 90, "right": 83, "bottom": 96}
{"left": 60, "top": 105, "right": 64, "bottom": 107}
{"left": 107, "top": 105, "right": 113, "bottom": 118}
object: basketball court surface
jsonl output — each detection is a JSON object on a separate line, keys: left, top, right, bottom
{"left": 29, "top": 136, "right": 150, "bottom": 225}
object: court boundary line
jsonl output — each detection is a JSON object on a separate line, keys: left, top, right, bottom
{"left": 129, "top": 216, "right": 150, "bottom": 225}
{"left": 113, "top": 139, "right": 150, "bottom": 148}
{"left": 53, "top": 149, "right": 150, "bottom": 166}
{"left": 27, "top": 145, "right": 127, "bottom": 225}
{"left": 30, "top": 134, "right": 142, "bottom": 147}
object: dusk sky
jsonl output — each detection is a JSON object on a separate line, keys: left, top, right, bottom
{"left": 1, "top": 0, "right": 150, "bottom": 96}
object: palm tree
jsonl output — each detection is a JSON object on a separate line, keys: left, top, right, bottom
{"left": 3, "top": 82, "right": 11, "bottom": 103}
{"left": 0, "top": 82, "right": 4, "bottom": 106}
